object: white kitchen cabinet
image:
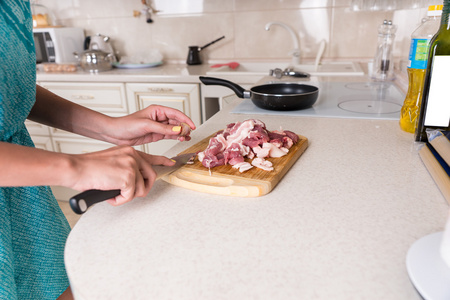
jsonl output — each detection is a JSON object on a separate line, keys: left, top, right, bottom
{"left": 32, "top": 82, "right": 130, "bottom": 201}
{"left": 200, "top": 83, "right": 252, "bottom": 121}
{"left": 126, "top": 83, "right": 201, "bottom": 155}
{"left": 52, "top": 136, "right": 140, "bottom": 154}
{"left": 25, "top": 120, "right": 54, "bottom": 151}
{"left": 34, "top": 81, "right": 202, "bottom": 156}
{"left": 37, "top": 82, "right": 129, "bottom": 152}
{"left": 29, "top": 134, "right": 54, "bottom": 151}
{"left": 39, "top": 82, "right": 128, "bottom": 113}
{"left": 25, "top": 119, "right": 51, "bottom": 136}
{"left": 29, "top": 81, "right": 202, "bottom": 200}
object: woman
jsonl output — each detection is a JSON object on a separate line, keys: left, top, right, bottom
{"left": 0, "top": 1, "right": 196, "bottom": 299}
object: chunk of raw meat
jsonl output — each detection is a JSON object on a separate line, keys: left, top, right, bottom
{"left": 251, "top": 158, "right": 273, "bottom": 171}
{"left": 197, "top": 119, "right": 299, "bottom": 172}
{"left": 232, "top": 162, "right": 253, "bottom": 173}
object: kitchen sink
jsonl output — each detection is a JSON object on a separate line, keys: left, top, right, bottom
{"left": 206, "top": 61, "right": 364, "bottom": 77}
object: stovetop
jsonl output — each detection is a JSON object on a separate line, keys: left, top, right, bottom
{"left": 231, "top": 81, "right": 405, "bottom": 120}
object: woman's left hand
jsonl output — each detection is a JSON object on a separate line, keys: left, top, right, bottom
{"left": 103, "top": 105, "right": 196, "bottom": 146}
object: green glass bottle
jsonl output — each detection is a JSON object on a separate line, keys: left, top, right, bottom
{"left": 415, "top": 0, "right": 450, "bottom": 142}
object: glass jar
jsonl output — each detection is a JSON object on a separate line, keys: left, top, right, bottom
{"left": 31, "top": 2, "right": 55, "bottom": 27}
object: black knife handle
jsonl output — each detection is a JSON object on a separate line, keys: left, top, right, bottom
{"left": 69, "top": 189, "right": 121, "bottom": 214}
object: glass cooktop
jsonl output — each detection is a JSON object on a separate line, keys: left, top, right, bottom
{"left": 231, "top": 81, "right": 405, "bottom": 120}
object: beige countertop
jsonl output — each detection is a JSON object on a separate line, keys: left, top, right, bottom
{"left": 36, "top": 61, "right": 378, "bottom": 85}
{"left": 64, "top": 95, "right": 448, "bottom": 300}
{"left": 36, "top": 63, "right": 265, "bottom": 84}
{"left": 37, "top": 63, "right": 206, "bottom": 83}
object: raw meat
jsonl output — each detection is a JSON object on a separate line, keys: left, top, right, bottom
{"left": 251, "top": 158, "right": 273, "bottom": 171}
{"left": 179, "top": 122, "right": 192, "bottom": 136}
{"left": 253, "top": 143, "right": 288, "bottom": 158}
{"left": 197, "top": 119, "right": 299, "bottom": 172}
{"left": 232, "top": 162, "right": 253, "bottom": 173}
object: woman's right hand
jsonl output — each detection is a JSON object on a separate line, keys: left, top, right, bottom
{"left": 65, "top": 145, "right": 175, "bottom": 206}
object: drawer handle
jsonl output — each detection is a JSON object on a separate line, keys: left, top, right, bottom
{"left": 148, "top": 87, "right": 174, "bottom": 93}
{"left": 71, "top": 95, "right": 95, "bottom": 100}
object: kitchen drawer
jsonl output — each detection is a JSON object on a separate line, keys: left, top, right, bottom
{"left": 39, "top": 82, "right": 128, "bottom": 113}
{"left": 25, "top": 120, "right": 51, "bottom": 136}
{"left": 54, "top": 130, "right": 183, "bottom": 156}
{"left": 53, "top": 137, "right": 114, "bottom": 154}
{"left": 52, "top": 137, "right": 143, "bottom": 154}
{"left": 51, "top": 112, "right": 126, "bottom": 137}
{"left": 30, "top": 135, "right": 54, "bottom": 151}
{"left": 144, "top": 139, "right": 180, "bottom": 156}
{"left": 126, "top": 83, "right": 201, "bottom": 126}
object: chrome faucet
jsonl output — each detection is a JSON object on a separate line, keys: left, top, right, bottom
{"left": 265, "top": 21, "right": 300, "bottom": 65}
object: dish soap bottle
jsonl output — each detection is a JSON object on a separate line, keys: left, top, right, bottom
{"left": 416, "top": 0, "right": 450, "bottom": 142}
{"left": 372, "top": 20, "right": 397, "bottom": 81}
{"left": 400, "top": 5, "right": 442, "bottom": 133}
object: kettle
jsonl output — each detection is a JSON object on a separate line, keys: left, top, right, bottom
{"left": 84, "top": 33, "right": 117, "bottom": 63}
{"left": 74, "top": 49, "right": 114, "bottom": 72}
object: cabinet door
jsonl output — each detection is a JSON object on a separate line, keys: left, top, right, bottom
{"left": 30, "top": 135, "right": 54, "bottom": 151}
{"left": 25, "top": 120, "right": 53, "bottom": 151}
{"left": 51, "top": 112, "right": 126, "bottom": 138}
{"left": 200, "top": 84, "right": 252, "bottom": 121}
{"left": 25, "top": 120, "right": 51, "bottom": 136}
{"left": 53, "top": 137, "right": 114, "bottom": 154}
{"left": 52, "top": 137, "right": 143, "bottom": 155}
{"left": 126, "top": 83, "right": 201, "bottom": 155}
{"left": 39, "top": 82, "right": 128, "bottom": 113}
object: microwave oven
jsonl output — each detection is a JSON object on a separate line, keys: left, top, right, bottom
{"left": 33, "top": 27, "right": 84, "bottom": 64}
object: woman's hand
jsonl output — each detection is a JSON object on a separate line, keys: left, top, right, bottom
{"left": 103, "top": 105, "right": 196, "bottom": 146}
{"left": 66, "top": 145, "right": 174, "bottom": 206}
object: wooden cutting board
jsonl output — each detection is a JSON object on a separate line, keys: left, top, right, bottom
{"left": 162, "top": 134, "right": 308, "bottom": 197}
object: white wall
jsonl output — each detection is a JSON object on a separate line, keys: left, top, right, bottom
{"left": 37, "top": 0, "right": 440, "bottom": 64}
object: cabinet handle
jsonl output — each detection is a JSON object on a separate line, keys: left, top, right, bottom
{"left": 147, "top": 87, "right": 174, "bottom": 93}
{"left": 71, "top": 94, "right": 95, "bottom": 100}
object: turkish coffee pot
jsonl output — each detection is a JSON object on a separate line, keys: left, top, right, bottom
{"left": 186, "top": 36, "right": 225, "bottom": 65}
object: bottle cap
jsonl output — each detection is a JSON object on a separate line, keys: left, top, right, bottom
{"left": 427, "top": 5, "right": 443, "bottom": 17}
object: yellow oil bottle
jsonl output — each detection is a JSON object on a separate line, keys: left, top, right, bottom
{"left": 400, "top": 68, "right": 427, "bottom": 132}
{"left": 400, "top": 5, "right": 442, "bottom": 133}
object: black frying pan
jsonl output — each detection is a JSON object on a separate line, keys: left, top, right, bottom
{"left": 199, "top": 76, "right": 318, "bottom": 111}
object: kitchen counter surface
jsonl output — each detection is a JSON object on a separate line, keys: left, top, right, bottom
{"left": 65, "top": 96, "right": 448, "bottom": 300}
{"left": 37, "top": 64, "right": 202, "bottom": 83}
{"left": 36, "top": 61, "right": 375, "bottom": 84}
{"left": 37, "top": 63, "right": 264, "bottom": 83}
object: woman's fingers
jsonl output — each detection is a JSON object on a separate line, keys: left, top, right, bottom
{"left": 113, "top": 148, "right": 159, "bottom": 205}
{"left": 138, "top": 151, "right": 175, "bottom": 167}
{"left": 149, "top": 105, "right": 196, "bottom": 130}
{"left": 101, "top": 104, "right": 198, "bottom": 146}
{"left": 137, "top": 119, "right": 192, "bottom": 141}
{"left": 71, "top": 146, "right": 172, "bottom": 206}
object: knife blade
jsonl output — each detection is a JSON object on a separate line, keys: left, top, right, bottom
{"left": 69, "top": 152, "right": 196, "bottom": 214}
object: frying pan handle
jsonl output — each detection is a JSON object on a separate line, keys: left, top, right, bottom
{"left": 69, "top": 189, "right": 120, "bottom": 214}
{"left": 199, "top": 76, "right": 245, "bottom": 98}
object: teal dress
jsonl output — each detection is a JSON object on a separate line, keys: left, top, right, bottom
{"left": 0, "top": 1, "right": 71, "bottom": 299}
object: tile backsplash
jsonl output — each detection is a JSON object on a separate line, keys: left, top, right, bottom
{"left": 39, "top": 0, "right": 440, "bottom": 64}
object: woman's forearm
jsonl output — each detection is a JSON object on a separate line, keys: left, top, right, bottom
{"left": 0, "top": 141, "right": 72, "bottom": 187}
{"left": 0, "top": 141, "right": 175, "bottom": 206}
{"left": 28, "top": 85, "right": 112, "bottom": 141}
{"left": 28, "top": 85, "right": 196, "bottom": 148}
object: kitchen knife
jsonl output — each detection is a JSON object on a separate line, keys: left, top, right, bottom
{"left": 69, "top": 152, "right": 196, "bottom": 214}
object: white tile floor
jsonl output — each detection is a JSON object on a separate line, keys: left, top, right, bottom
{"left": 58, "top": 201, "right": 81, "bottom": 228}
